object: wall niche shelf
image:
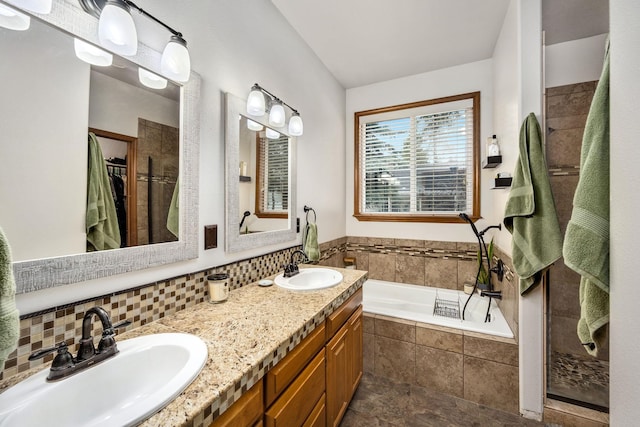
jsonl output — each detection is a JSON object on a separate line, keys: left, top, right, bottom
{"left": 491, "top": 176, "right": 512, "bottom": 189}
{"left": 482, "top": 155, "right": 502, "bottom": 169}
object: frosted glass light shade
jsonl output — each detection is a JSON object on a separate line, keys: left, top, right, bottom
{"left": 268, "top": 102, "right": 285, "bottom": 128}
{"left": 138, "top": 68, "right": 168, "bottom": 89}
{"left": 265, "top": 128, "right": 280, "bottom": 139}
{"left": 246, "top": 87, "right": 265, "bottom": 116}
{"left": 74, "top": 38, "right": 113, "bottom": 66}
{"left": 0, "top": 4, "right": 30, "bottom": 31}
{"left": 6, "top": 0, "right": 51, "bottom": 14}
{"left": 247, "top": 119, "right": 263, "bottom": 132}
{"left": 98, "top": 1, "right": 137, "bottom": 56}
{"left": 161, "top": 36, "right": 190, "bottom": 82}
{"left": 288, "top": 114, "right": 303, "bottom": 136}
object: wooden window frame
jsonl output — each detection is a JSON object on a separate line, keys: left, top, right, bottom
{"left": 353, "top": 91, "right": 481, "bottom": 223}
{"left": 255, "top": 133, "right": 288, "bottom": 219}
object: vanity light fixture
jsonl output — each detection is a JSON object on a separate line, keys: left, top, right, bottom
{"left": 97, "top": 0, "right": 137, "bottom": 56}
{"left": 78, "top": 0, "right": 191, "bottom": 81}
{"left": 74, "top": 38, "right": 113, "bottom": 66}
{"left": 288, "top": 112, "right": 304, "bottom": 136}
{"left": 138, "top": 67, "right": 168, "bottom": 89}
{"left": 247, "top": 84, "right": 266, "bottom": 116}
{"left": 5, "top": 0, "right": 52, "bottom": 14}
{"left": 247, "top": 119, "right": 264, "bottom": 132}
{"left": 246, "top": 83, "right": 304, "bottom": 136}
{"left": 268, "top": 100, "right": 286, "bottom": 128}
{"left": 0, "top": 3, "right": 30, "bottom": 30}
{"left": 265, "top": 128, "right": 280, "bottom": 140}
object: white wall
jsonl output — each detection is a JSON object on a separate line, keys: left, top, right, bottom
{"left": 16, "top": 0, "right": 346, "bottom": 313}
{"left": 610, "top": 0, "right": 640, "bottom": 423}
{"left": 0, "top": 20, "right": 88, "bottom": 261}
{"left": 345, "top": 59, "right": 495, "bottom": 243}
{"left": 491, "top": 0, "right": 544, "bottom": 419}
{"left": 89, "top": 71, "right": 180, "bottom": 136}
{"left": 545, "top": 34, "right": 608, "bottom": 88}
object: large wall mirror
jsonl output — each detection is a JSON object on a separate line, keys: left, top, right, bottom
{"left": 0, "top": 0, "right": 200, "bottom": 293}
{"left": 225, "top": 93, "right": 297, "bottom": 252}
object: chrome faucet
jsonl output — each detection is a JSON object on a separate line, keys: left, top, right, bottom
{"left": 29, "top": 306, "right": 131, "bottom": 381}
{"left": 283, "top": 249, "right": 309, "bottom": 277}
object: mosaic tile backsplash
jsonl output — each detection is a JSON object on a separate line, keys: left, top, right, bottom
{"left": 2, "top": 235, "right": 518, "bottom": 382}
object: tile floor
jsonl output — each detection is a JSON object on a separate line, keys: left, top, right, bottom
{"left": 341, "top": 373, "right": 553, "bottom": 427}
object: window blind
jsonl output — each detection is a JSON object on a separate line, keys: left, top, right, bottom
{"left": 258, "top": 135, "right": 289, "bottom": 212}
{"left": 359, "top": 101, "right": 474, "bottom": 216}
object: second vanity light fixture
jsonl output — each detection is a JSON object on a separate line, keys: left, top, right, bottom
{"left": 246, "top": 83, "right": 304, "bottom": 137}
{"left": 78, "top": 0, "right": 191, "bottom": 82}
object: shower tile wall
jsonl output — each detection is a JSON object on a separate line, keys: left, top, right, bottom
{"left": 136, "top": 118, "right": 179, "bottom": 245}
{"left": 546, "top": 81, "right": 609, "bottom": 409}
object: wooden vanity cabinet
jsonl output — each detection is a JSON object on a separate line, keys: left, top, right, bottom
{"left": 209, "top": 287, "right": 363, "bottom": 427}
{"left": 326, "top": 305, "right": 363, "bottom": 427}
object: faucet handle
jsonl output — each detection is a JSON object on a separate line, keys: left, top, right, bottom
{"left": 28, "top": 342, "right": 68, "bottom": 361}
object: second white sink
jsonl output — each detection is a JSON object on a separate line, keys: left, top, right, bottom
{"left": 274, "top": 267, "right": 343, "bottom": 291}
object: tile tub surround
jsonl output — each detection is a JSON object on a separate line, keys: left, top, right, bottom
{"left": 337, "top": 236, "right": 520, "bottom": 342}
{"left": 0, "top": 267, "right": 368, "bottom": 427}
{"left": 1, "top": 245, "right": 305, "bottom": 382}
{"left": 363, "top": 312, "right": 520, "bottom": 414}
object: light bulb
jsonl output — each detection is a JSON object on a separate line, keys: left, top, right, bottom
{"left": 288, "top": 113, "right": 303, "bottom": 136}
{"left": 268, "top": 101, "right": 285, "bottom": 128}
{"left": 138, "top": 68, "right": 168, "bottom": 89}
{"left": 161, "top": 35, "right": 190, "bottom": 82}
{"left": 0, "top": 3, "right": 30, "bottom": 31}
{"left": 74, "top": 38, "right": 113, "bottom": 66}
{"left": 266, "top": 128, "right": 280, "bottom": 139}
{"left": 6, "top": 0, "right": 51, "bottom": 14}
{"left": 247, "top": 119, "right": 263, "bottom": 132}
{"left": 98, "top": 0, "right": 137, "bottom": 56}
{"left": 246, "top": 85, "right": 265, "bottom": 116}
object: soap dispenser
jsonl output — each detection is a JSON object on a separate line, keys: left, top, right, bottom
{"left": 486, "top": 134, "right": 500, "bottom": 157}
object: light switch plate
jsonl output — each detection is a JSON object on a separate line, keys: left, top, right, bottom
{"left": 204, "top": 225, "right": 217, "bottom": 250}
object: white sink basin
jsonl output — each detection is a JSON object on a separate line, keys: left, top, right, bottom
{"left": 0, "top": 333, "right": 207, "bottom": 427}
{"left": 274, "top": 267, "right": 343, "bottom": 291}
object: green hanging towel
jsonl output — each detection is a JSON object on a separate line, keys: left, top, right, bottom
{"left": 304, "top": 223, "right": 320, "bottom": 262}
{"left": 563, "top": 39, "right": 610, "bottom": 357}
{"left": 503, "top": 113, "right": 563, "bottom": 295}
{"left": 86, "top": 133, "right": 121, "bottom": 251}
{"left": 0, "top": 227, "right": 19, "bottom": 370}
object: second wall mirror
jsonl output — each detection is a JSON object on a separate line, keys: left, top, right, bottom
{"left": 225, "top": 93, "right": 297, "bottom": 252}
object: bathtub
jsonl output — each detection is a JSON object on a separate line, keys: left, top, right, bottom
{"left": 363, "top": 279, "right": 514, "bottom": 339}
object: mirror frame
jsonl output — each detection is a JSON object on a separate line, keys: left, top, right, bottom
{"left": 10, "top": 0, "right": 200, "bottom": 293}
{"left": 225, "top": 93, "right": 297, "bottom": 252}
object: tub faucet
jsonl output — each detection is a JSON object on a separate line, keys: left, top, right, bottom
{"left": 28, "top": 306, "right": 131, "bottom": 381}
{"left": 284, "top": 250, "right": 309, "bottom": 277}
{"left": 480, "top": 290, "right": 503, "bottom": 300}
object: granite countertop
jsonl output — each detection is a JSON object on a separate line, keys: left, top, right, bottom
{"left": 1, "top": 266, "right": 367, "bottom": 427}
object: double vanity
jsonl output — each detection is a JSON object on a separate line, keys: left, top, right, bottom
{"left": 0, "top": 267, "right": 367, "bottom": 426}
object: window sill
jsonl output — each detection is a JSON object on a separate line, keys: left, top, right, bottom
{"left": 353, "top": 213, "right": 480, "bottom": 223}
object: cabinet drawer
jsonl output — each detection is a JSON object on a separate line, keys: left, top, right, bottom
{"left": 210, "top": 379, "right": 263, "bottom": 427}
{"left": 326, "top": 288, "right": 363, "bottom": 340}
{"left": 302, "top": 393, "right": 326, "bottom": 427}
{"left": 265, "top": 323, "right": 326, "bottom": 406}
{"left": 265, "top": 349, "right": 326, "bottom": 427}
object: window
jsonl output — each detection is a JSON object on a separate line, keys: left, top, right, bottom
{"left": 354, "top": 92, "right": 480, "bottom": 222}
{"left": 255, "top": 133, "right": 289, "bottom": 218}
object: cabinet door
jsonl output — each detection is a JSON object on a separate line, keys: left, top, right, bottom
{"left": 326, "top": 323, "right": 349, "bottom": 427}
{"left": 210, "top": 379, "right": 263, "bottom": 427}
{"left": 348, "top": 306, "right": 363, "bottom": 400}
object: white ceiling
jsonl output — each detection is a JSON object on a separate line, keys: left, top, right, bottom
{"left": 272, "top": 0, "right": 609, "bottom": 89}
